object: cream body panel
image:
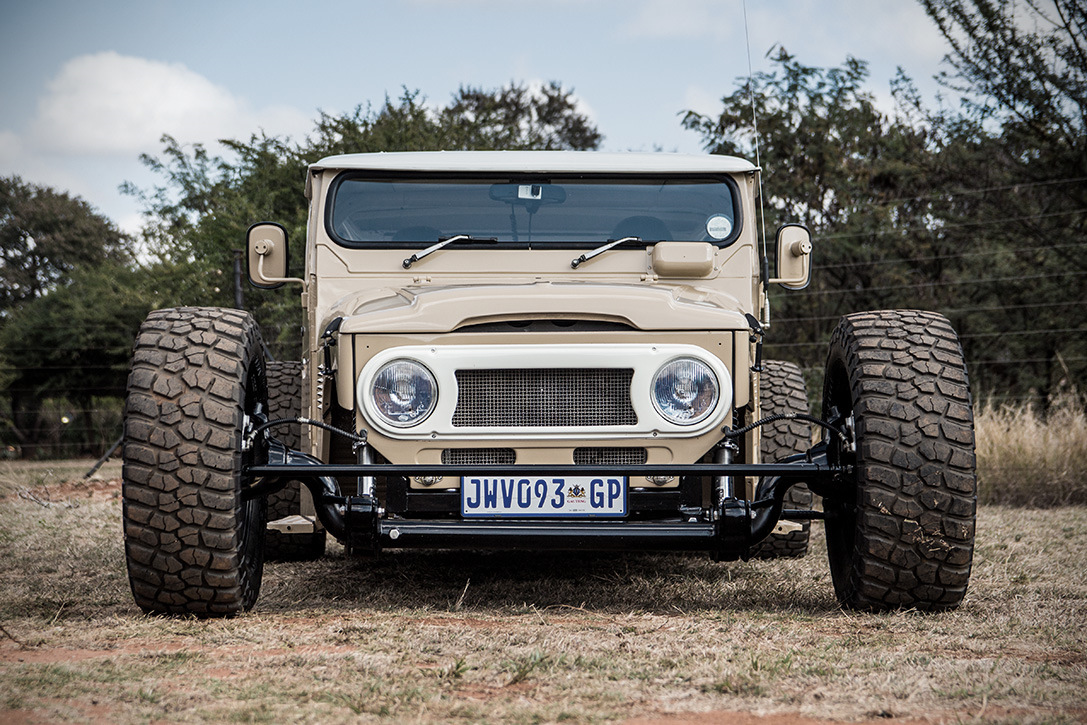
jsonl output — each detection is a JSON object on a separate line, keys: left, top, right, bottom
{"left": 311, "top": 248, "right": 755, "bottom": 333}
{"left": 302, "top": 162, "right": 763, "bottom": 465}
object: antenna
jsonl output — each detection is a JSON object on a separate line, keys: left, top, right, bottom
{"left": 741, "top": 0, "right": 771, "bottom": 325}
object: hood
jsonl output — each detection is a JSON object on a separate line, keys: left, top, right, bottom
{"left": 332, "top": 281, "right": 749, "bottom": 333}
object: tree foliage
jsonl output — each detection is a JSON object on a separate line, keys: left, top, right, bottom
{"left": 917, "top": 0, "right": 1087, "bottom": 399}
{"left": 0, "top": 255, "right": 203, "bottom": 456}
{"left": 1, "top": 176, "right": 128, "bottom": 315}
{"left": 683, "top": 51, "right": 959, "bottom": 378}
{"left": 921, "top": 0, "right": 1086, "bottom": 147}
{"left": 0, "top": 179, "right": 137, "bottom": 455}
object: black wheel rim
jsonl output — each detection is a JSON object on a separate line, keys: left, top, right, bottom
{"left": 822, "top": 360, "right": 858, "bottom": 591}
{"left": 237, "top": 356, "right": 269, "bottom": 607}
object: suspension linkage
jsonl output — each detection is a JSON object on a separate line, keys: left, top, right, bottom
{"left": 247, "top": 417, "right": 367, "bottom": 451}
{"left": 723, "top": 412, "right": 851, "bottom": 446}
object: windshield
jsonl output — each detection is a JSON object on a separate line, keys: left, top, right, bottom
{"left": 328, "top": 175, "right": 738, "bottom": 247}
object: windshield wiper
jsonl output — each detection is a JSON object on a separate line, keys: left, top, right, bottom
{"left": 570, "top": 237, "right": 641, "bottom": 269}
{"left": 402, "top": 235, "right": 498, "bottom": 269}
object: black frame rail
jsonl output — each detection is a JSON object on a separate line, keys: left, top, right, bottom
{"left": 244, "top": 450, "right": 849, "bottom": 558}
{"left": 246, "top": 462, "right": 840, "bottom": 478}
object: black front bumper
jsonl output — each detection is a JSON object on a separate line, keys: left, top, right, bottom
{"left": 377, "top": 519, "right": 716, "bottom": 550}
{"left": 245, "top": 455, "right": 846, "bottom": 560}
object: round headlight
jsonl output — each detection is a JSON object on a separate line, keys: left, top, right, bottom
{"left": 370, "top": 360, "right": 437, "bottom": 428}
{"left": 652, "top": 358, "right": 719, "bottom": 425}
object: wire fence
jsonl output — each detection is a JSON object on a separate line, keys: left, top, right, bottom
{"left": 1, "top": 402, "right": 123, "bottom": 461}
{"left": 3, "top": 230, "right": 1084, "bottom": 458}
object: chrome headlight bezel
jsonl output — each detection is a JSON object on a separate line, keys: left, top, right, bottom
{"left": 368, "top": 358, "right": 438, "bottom": 428}
{"left": 651, "top": 357, "right": 720, "bottom": 426}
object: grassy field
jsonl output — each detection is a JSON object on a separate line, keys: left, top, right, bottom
{"left": 1, "top": 460, "right": 1085, "bottom": 724}
{"left": 975, "top": 391, "right": 1087, "bottom": 507}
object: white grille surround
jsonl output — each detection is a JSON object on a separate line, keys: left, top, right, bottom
{"left": 356, "top": 344, "right": 733, "bottom": 440}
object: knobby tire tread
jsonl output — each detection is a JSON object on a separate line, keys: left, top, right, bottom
{"left": 823, "top": 310, "right": 977, "bottom": 611}
{"left": 264, "top": 360, "right": 326, "bottom": 561}
{"left": 750, "top": 359, "right": 813, "bottom": 559}
{"left": 122, "top": 307, "right": 267, "bottom": 616}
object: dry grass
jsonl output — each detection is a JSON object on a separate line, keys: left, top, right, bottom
{"left": 975, "top": 390, "right": 1087, "bottom": 506}
{"left": 1, "top": 465, "right": 1085, "bottom": 724}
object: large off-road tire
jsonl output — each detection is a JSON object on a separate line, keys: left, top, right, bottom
{"left": 122, "top": 307, "right": 268, "bottom": 616}
{"left": 750, "top": 359, "right": 813, "bottom": 559}
{"left": 822, "top": 310, "right": 976, "bottom": 611}
{"left": 264, "top": 361, "right": 326, "bottom": 561}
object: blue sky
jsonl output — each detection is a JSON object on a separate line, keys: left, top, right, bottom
{"left": 0, "top": 0, "right": 952, "bottom": 232}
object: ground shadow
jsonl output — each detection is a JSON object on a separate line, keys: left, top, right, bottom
{"left": 263, "top": 545, "right": 837, "bottom": 616}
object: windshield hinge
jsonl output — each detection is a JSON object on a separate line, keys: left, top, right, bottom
{"left": 319, "top": 316, "right": 344, "bottom": 378}
{"left": 745, "top": 313, "right": 764, "bottom": 373}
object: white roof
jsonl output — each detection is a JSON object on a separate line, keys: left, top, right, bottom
{"left": 309, "top": 150, "right": 757, "bottom": 175}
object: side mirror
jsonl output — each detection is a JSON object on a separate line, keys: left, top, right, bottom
{"left": 247, "top": 222, "right": 302, "bottom": 289}
{"left": 769, "top": 224, "right": 812, "bottom": 290}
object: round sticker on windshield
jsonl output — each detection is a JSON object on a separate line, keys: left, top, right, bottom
{"left": 706, "top": 215, "right": 733, "bottom": 240}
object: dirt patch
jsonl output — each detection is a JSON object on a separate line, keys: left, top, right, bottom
{"left": 2, "top": 700, "right": 118, "bottom": 725}
{"left": 624, "top": 709, "right": 1076, "bottom": 725}
{"left": 4, "top": 477, "right": 121, "bottom": 505}
{"left": 0, "top": 647, "right": 124, "bottom": 665}
{"left": 625, "top": 712, "right": 937, "bottom": 725}
{"left": 41, "top": 476, "right": 120, "bottom": 501}
{"left": 0, "top": 641, "right": 366, "bottom": 665}
{"left": 0, "top": 709, "right": 47, "bottom": 725}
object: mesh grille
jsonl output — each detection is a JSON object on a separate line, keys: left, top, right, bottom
{"left": 452, "top": 368, "right": 637, "bottom": 427}
{"left": 573, "top": 447, "right": 649, "bottom": 466}
{"left": 441, "top": 448, "right": 516, "bottom": 465}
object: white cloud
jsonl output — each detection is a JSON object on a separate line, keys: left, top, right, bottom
{"left": 0, "top": 128, "right": 90, "bottom": 197}
{"left": 0, "top": 130, "right": 24, "bottom": 168}
{"left": 622, "top": 0, "right": 739, "bottom": 40}
{"left": 30, "top": 51, "right": 310, "bottom": 156}
{"left": 682, "top": 86, "right": 721, "bottom": 121}
{"left": 0, "top": 52, "right": 312, "bottom": 229}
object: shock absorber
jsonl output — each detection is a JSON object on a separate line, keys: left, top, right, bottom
{"left": 714, "top": 435, "right": 740, "bottom": 508}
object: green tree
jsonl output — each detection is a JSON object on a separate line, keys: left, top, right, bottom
{"left": 1, "top": 176, "right": 128, "bottom": 315}
{"left": 0, "top": 178, "right": 135, "bottom": 456}
{"left": 309, "top": 83, "right": 602, "bottom": 155}
{"left": 920, "top": 0, "right": 1085, "bottom": 148}
{"left": 682, "top": 50, "right": 952, "bottom": 378}
{"left": 0, "top": 260, "right": 197, "bottom": 456}
{"left": 915, "top": 0, "right": 1087, "bottom": 400}
{"left": 441, "top": 81, "right": 603, "bottom": 150}
{"left": 683, "top": 34, "right": 1086, "bottom": 402}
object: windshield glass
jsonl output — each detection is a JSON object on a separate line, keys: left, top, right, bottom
{"left": 329, "top": 176, "right": 738, "bottom": 246}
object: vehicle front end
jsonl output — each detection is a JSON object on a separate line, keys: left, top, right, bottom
{"left": 246, "top": 151, "right": 836, "bottom": 559}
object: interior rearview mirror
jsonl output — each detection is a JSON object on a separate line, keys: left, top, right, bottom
{"left": 247, "top": 222, "right": 301, "bottom": 289}
{"left": 488, "top": 183, "right": 566, "bottom": 213}
{"left": 769, "top": 224, "right": 812, "bottom": 290}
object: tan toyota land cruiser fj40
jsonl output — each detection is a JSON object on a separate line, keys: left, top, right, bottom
{"left": 121, "top": 151, "right": 977, "bottom": 616}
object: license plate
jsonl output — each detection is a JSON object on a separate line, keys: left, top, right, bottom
{"left": 461, "top": 476, "right": 627, "bottom": 518}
